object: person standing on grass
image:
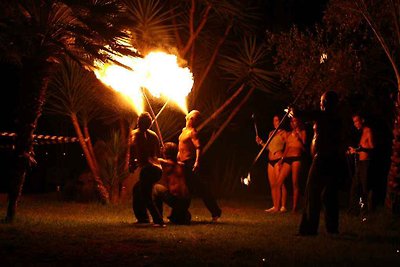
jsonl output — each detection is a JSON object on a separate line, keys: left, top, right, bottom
{"left": 178, "top": 110, "right": 222, "bottom": 222}
{"left": 130, "top": 112, "right": 165, "bottom": 227}
{"left": 153, "top": 142, "right": 191, "bottom": 225}
{"left": 348, "top": 113, "right": 375, "bottom": 217}
{"left": 297, "top": 91, "right": 346, "bottom": 236}
{"left": 275, "top": 117, "right": 307, "bottom": 213}
{"left": 256, "top": 115, "right": 288, "bottom": 213}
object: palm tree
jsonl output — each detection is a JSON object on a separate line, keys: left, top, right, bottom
{"left": 120, "top": 1, "right": 277, "bottom": 195}
{"left": 124, "top": 0, "right": 177, "bottom": 54}
{"left": 201, "top": 36, "right": 281, "bottom": 153}
{"left": 195, "top": 36, "right": 281, "bottom": 195}
{"left": 98, "top": 130, "right": 130, "bottom": 203}
{"left": 0, "top": 0, "right": 137, "bottom": 222}
{"left": 46, "top": 57, "right": 110, "bottom": 202}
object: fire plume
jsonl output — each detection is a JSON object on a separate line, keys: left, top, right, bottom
{"left": 95, "top": 51, "right": 193, "bottom": 115}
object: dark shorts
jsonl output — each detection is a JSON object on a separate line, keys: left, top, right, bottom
{"left": 139, "top": 164, "right": 162, "bottom": 183}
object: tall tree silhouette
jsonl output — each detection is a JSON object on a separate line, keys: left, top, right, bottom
{"left": 0, "top": 0, "right": 137, "bottom": 222}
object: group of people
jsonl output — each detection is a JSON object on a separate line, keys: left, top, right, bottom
{"left": 257, "top": 91, "right": 376, "bottom": 235}
{"left": 129, "top": 110, "right": 221, "bottom": 227}
{"left": 256, "top": 115, "right": 307, "bottom": 213}
{"left": 128, "top": 90, "right": 376, "bottom": 235}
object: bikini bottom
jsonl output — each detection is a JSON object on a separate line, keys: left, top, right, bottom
{"left": 268, "top": 159, "right": 280, "bottom": 167}
{"left": 282, "top": 156, "right": 302, "bottom": 165}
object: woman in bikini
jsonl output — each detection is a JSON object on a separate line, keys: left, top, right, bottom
{"left": 256, "top": 115, "right": 287, "bottom": 213}
{"left": 274, "top": 116, "right": 306, "bottom": 212}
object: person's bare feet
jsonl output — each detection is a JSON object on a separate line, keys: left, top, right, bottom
{"left": 265, "top": 207, "right": 279, "bottom": 213}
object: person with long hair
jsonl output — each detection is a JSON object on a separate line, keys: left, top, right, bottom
{"left": 256, "top": 115, "right": 288, "bottom": 213}
{"left": 130, "top": 112, "right": 165, "bottom": 227}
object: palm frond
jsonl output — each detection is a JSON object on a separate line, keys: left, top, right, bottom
{"left": 46, "top": 56, "right": 103, "bottom": 121}
{"left": 0, "top": 0, "right": 137, "bottom": 67}
{"left": 219, "top": 36, "right": 281, "bottom": 93}
{"left": 123, "top": 0, "right": 176, "bottom": 53}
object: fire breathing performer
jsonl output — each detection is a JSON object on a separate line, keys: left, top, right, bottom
{"left": 297, "top": 91, "right": 347, "bottom": 236}
{"left": 130, "top": 112, "right": 165, "bottom": 227}
{"left": 178, "top": 110, "right": 222, "bottom": 222}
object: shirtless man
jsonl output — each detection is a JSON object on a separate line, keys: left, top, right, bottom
{"left": 130, "top": 112, "right": 165, "bottom": 226}
{"left": 274, "top": 117, "right": 307, "bottom": 212}
{"left": 178, "top": 110, "right": 222, "bottom": 221}
{"left": 154, "top": 142, "right": 191, "bottom": 224}
{"left": 348, "top": 114, "right": 375, "bottom": 215}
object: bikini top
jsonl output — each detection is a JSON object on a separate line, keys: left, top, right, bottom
{"left": 268, "top": 130, "right": 285, "bottom": 154}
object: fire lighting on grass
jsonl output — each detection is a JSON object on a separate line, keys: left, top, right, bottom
{"left": 94, "top": 50, "right": 194, "bottom": 115}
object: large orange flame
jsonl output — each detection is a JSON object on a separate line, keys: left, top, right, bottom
{"left": 94, "top": 51, "right": 193, "bottom": 115}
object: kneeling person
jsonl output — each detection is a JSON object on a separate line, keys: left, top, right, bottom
{"left": 154, "top": 142, "right": 191, "bottom": 225}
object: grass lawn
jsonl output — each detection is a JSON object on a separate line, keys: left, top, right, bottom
{"left": 0, "top": 193, "right": 399, "bottom": 266}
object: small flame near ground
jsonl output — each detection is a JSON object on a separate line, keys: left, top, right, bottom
{"left": 241, "top": 173, "right": 251, "bottom": 186}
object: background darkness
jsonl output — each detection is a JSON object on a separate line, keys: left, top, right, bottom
{"left": 0, "top": 0, "right": 331, "bottom": 195}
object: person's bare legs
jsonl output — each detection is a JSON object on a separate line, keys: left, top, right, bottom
{"left": 275, "top": 163, "right": 291, "bottom": 212}
{"left": 266, "top": 163, "right": 278, "bottom": 212}
{"left": 291, "top": 161, "right": 301, "bottom": 212}
{"left": 281, "top": 183, "right": 287, "bottom": 212}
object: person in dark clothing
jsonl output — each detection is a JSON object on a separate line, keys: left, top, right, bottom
{"left": 130, "top": 112, "right": 165, "bottom": 227}
{"left": 297, "top": 91, "right": 347, "bottom": 236}
{"left": 178, "top": 110, "right": 222, "bottom": 222}
{"left": 153, "top": 142, "right": 191, "bottom": 225}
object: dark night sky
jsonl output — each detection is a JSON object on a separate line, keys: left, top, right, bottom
{"left": 0, "top": 0, "right": 329, "bottom": 133}
{"left": 263, "top": 0, "right": 328, "bottom": 30}
{"left": 0, "top": 1, "right": 329, "bottom": 192}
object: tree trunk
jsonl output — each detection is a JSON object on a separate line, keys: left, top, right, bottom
{"left": 203, "top": 86, "right": 255, "bottom": 154}
{"left": 194, "top": 20, "right": 233, "bottom": 99}
{"left": 181, "top": 2, "right": 212, "bottom": 57}
{"left": 198, "top": 82, "right": 244, "bottom": 131}
{"left": 117, "top": 118, "right": 129, "bottom": 201}
{"left": 5, "top": 59, "right": 50, "bottom": 223}
{"left": 119, "top": 118, "right": 130, "bottom": 172}
{"left": 120, "top": 124, "right": 133, "bottom": 203}
{"left": 70, "top": 113, "right": 110, "bottom": 204}
{"left": 386, "top": 94, "right": 400, "bottom": 214}
{"left": 110, "top": 154, "right": 119, "bottom": 204}
{"left": 83, "top": 120, "right": 98, "bottom": 171}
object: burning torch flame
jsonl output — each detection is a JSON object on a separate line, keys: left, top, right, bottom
{"left": 94, "top": 51, "right": 193, "bottom": 115}
{"left": 241, "top": 173, "right": 251, "bottom": 186}
{"left": 320, "top": 53, "right": 328, "bottom": 64}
